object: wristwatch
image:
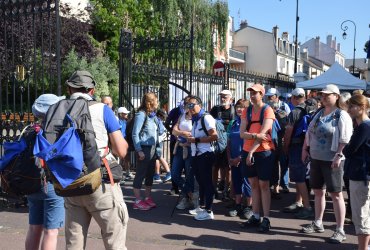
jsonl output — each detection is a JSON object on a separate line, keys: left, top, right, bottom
{"left": 195, "top": 138, "right": 200, "bottom": 143}
{"left": 336, "top": 153, "right": 344, "bottom": 158}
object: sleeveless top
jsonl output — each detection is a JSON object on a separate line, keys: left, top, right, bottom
{"left": 178, "top": 113, "right": 192, "bottom": 132}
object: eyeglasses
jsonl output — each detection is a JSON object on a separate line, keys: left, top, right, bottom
{"left": 186, "top": 103, "right": 198, "bottom": 109}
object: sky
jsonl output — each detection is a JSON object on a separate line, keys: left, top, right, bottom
{"left": 227, "top": 0, "right": 370, "bottom": 60}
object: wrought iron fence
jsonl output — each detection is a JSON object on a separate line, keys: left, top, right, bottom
{"left": 0, "top": 0, "right": 61, "bottom": 152}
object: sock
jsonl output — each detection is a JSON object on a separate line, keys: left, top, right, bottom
{"left": 296, "top": 202, "right": 303, "bottom": 206}
{"left": 253, "top": 213, "right": 260, "bottom": 220}
{"left": 336, "top": 227, "right": 345, "bottom": 234}
{"left": 314, "top": 219, "right": 322, "bottom": 226}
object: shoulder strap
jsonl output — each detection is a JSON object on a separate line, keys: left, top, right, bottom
{"left": 259, "top": 104, "right": 269, "bottom": 125}
{"left": 246, "top": 105, "right": 253, "bottom": 132}
{"left": 230, "top": 105, "right": 235, "bottom": 120}
{"left": 200, "top": 113, "right": 209, "bottom": 136}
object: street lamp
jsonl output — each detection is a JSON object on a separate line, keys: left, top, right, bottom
{"left": 341, "top": 20, "right": 356, "bottom": 74}
{"left": 280, "top": 0, "right": 299, "bottom": 73}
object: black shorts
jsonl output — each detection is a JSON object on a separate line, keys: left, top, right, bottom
{"left": 213, "top": 150, "right": 229, "bottom": 169}
{"left": 310, "top": 159, "right": 344, "bottom": 193}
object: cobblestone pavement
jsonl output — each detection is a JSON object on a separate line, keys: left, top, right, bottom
{"left": 0, "top": 181, "right": 358, "bottom": 250}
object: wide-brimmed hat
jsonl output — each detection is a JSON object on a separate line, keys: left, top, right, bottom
{"left": 65, "top": 70, "right": 96, "bottom": 89}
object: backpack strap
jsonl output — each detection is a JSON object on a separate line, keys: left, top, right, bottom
{"left": 200, "top": 113, "right": 209, "bottom": 136}
{"left": 259, "top": 104, "right": 269, "bottom": 125}
{"left": 246, "top": 105, "right": 253, "bottom": 132}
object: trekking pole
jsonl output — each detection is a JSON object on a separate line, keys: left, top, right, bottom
{"left": 170, "top": 194, "right": 181, "bottom": 217}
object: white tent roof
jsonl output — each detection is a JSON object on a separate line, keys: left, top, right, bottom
{"left": 296, "top": 62, "right": 367, "bottom": 90}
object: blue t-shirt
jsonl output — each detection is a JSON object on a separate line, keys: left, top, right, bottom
{"left": 119, "top": 119, "right": 127, "bottom": 138}
{"left": 103, "top": 105, "right": 121, "bottom": 133}
{"left": 227, "top": 118, "right": 244, "bottom": 159}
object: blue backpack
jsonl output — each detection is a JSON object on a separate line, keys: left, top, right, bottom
{"left": 246, "top": 104, "right": 281, "bottom": 148}
{"left": 200, "top": 113, "right": 227, "bottom": 154}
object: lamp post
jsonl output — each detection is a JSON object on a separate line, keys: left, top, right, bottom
{"left": 280, "top": 0, "right": 299, "bottom": 73}
{"left": 341, "top": 20, "right": 356, "bottom": 75}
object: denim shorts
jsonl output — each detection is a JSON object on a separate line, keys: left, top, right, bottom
{"left": 288, "top": 146, "right": 306, "bottom": 183}
{"left": 27, "top": 182, "right": 65, "bottom": 229}
{"left": 241, "top": 150, "right": 275, "bottom": 181}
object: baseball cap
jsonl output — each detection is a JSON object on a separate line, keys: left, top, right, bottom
{"left": 32, "top": 94, "right": 66, "bottom": 119}
{"left": 219, "top": 89, "right": 232, "bottom": 96}
{"left": 117, "top": 107, "right": 130, "bottom": 114}
{"left": 265, "top": 88, "right": 280, "bottom": 97}
{"left": 65, "top": 70, "right": 96, "bottom": 89}
{"left": 320, "top": 84, "right": 340, "bottom": 95}
{"left": 291, "top": 88, "right": 305, "bottom": 97}
{"left": 247, "top": 84, "right": 265, "bottom": 96}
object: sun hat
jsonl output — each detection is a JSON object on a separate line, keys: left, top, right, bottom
{"left": 32, "top": 94, "right": 66, "bottom": 119}
{"left": 65, "top": 70, "right": 96, "bottom": 89}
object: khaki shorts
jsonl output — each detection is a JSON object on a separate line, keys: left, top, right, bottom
{"left": 64, "top": 183, "right": 129, "bottom": 250}
{"left": 350, "top": 180, "right": 370, "bottom": 235}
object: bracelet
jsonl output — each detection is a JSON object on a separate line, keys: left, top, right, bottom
{"left": 195, "top": 138, "right": 200, "bottom": 143}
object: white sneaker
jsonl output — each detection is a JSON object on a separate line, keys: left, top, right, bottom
{"left": 189, "top": 207, "right": 204, "bottom": 215}
{"left": 194, "top": 210, "right": 214, "bottom": 221}
{"left": 176, "top": 197, "right": 191, "bottom": 210}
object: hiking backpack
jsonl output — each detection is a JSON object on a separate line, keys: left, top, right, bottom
{"left": 0, "top": 125, "right": 43, "bottom": 197}
{"left": 246, "top": 104, "right": 281, "bottom": 148}
{"left": 33, "top": 98, "right": 102, "bottom": 197}
{"left": 200, "top": 113, "right": 227, "bottom": 154}
{"left": 125, "top": 113, "right": 148, "bottom": 151}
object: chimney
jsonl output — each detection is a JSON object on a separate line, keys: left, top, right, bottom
{"left": 240, "top": 20, "right": 248, "bottom": 29}
{"left": 315, "top": 36, "right": 320, "bottom": 58}
{"left": 326, "top": 35, "right": 332, "bottom": 47}
{"left": 282, "top": 32, "right": 289, "bottom": 41}
{"left": 302, "top": 47, "right": 308, "bottom": 60}
{"left": 337, "top": 43, "right": 341, "bottom": 52}
{"left": 332, "top": 36, "right": 336, "bottom": 49}
{"left": 273, "top": 26, "right": 279, "bottom": 45}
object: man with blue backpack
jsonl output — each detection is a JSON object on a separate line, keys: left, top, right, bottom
{"left": 283, "top": 88, "right": 316, "bottom": 219}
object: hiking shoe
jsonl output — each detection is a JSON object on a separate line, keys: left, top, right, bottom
{"left": 283, "top": 202, "right": 303, "bottom": 213}
{"left": 124, "top": 173, "right": 135, "bottom": 181}
{"left": 257, "top": 217, "right": 271, "bottom": 233}
{"left": 228, "top": 204, "right": 243, "bottom": 217}
{"left": 301, "top": 221, "right": 325, "bottom": 234}
{"left": 241, "top": 206, "right": 253, "bottom": 220}
{"left": 162, "top": 172, "right": 172, "bottom": 183}
{"left": 240, "top": 215, "right": 261, "bottom": 228}
{"left": 144, "top": 197, "right": 157, "bottom": 208}
{"left": 194, "top": 210, "right": 214, "bottom": 221}
{"left": 281, "top": 185, "right": 290, "bottom": 193}
{"left": 176, "top": 197, "right": 192, "bottom": 210}
{"left": 218, "top": 181, "right": 225, "bottom": 191}
{"left": 189, "top": 207, "right": 204, "bottom": 215}
{"left": 167, "top": 188, "right": 179, "bottom": 196}
{"left": 153, "top": 174, "right": 163, "bottom": 183}
{"left": 133, "top": 200, "right": 151, "bottom": 210}
{"left": 328, "top": 230, "right": 346, "bottom": 244}
{"left": 295, "top": 207, "right": 314, "bottom": 219}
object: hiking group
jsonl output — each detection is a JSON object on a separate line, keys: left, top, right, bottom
{"left": 1, "top": 69, "right": 370, "bottom": 250}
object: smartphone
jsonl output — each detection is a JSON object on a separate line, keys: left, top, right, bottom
{"left": 251, "top": 157, "right": 255, "bottom": 165}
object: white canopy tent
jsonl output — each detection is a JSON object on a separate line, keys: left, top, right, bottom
{"left": 296, "top": 62, "right": 367, "bottom": 90}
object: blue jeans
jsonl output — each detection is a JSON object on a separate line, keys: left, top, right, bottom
{"left": 27, "top": 182, "right": 65, "bottom": 229}
{"left": 171, "top": 146, "right": 194, "bottom": 194}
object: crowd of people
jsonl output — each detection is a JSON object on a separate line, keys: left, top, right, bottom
{"left": 20, "top": 69, "right": 370, "bottom": 250}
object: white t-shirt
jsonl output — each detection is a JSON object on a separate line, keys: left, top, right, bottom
{"left": 191, "top": 114, "right": 216, "bottom": 156}
{"left": 178, "top": 113, "right": 192, "bottom": 132}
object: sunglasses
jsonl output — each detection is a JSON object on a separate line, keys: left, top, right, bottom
{"left": 186, "top": 103, "right": 198, "bottom": 109}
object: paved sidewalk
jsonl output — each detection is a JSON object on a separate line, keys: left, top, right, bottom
{"left": 0, "top": 181, "right": 358, "bottom": 250}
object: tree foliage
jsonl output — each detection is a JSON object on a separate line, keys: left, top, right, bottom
{"left": 62, "top": 49, "right": 119, "bottom": 105}
{"left": 90, "top": 0, "right": 229, "bottom": 68}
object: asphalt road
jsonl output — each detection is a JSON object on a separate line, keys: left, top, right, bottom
{"left": 0, "top": 181, "right": 358, "bottom": 250}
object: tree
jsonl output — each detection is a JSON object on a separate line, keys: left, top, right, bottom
{"left": 90, "top": 0, "right": 229, "bottom": 68}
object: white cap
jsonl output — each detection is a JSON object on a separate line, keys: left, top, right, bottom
{"left": 265, "top": 88, "right": 280, "bottom": 96}
{"left": 320, "top": 84, "right": 340, "bottom": 95}
{"left": 291, "top": 88, "right": 305, "bottom": 97}
{"left": 219, "top": 89, "right": 232, "bottom": 96}
{"left": 117, "top": 107, "right": 130, "bottom": 114}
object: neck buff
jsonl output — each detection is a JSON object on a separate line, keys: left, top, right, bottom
{"left": 192, "top": 109, "right": 205, "bottom": 123}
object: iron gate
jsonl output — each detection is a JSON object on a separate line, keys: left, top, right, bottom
{"left": 0, "top": 0, "right": 61, "bottom": 148}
